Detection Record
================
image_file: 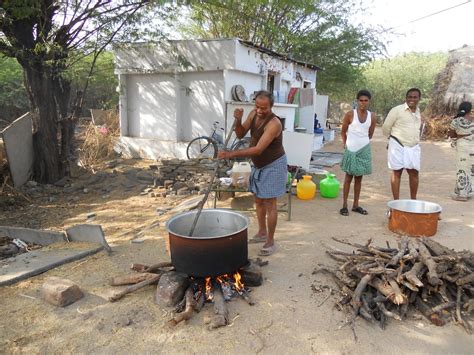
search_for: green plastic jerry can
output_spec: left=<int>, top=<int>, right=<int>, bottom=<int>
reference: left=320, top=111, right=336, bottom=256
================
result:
left=320, top=173, right=340, bottom=198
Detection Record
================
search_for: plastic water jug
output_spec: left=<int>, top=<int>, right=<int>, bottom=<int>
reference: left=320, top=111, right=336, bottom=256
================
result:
left=231, top=162, right=251, bottom=188
left=320, top=173, right=340, bottom=198
left=297, top=175, right=316, bottom=200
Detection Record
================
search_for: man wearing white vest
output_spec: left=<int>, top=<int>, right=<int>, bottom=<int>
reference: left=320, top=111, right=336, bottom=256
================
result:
left=383, top=88, right=423, bottom=200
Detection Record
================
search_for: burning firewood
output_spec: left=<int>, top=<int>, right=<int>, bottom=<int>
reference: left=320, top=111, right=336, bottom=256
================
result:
left=317, top=236, right=473, bottom=337
left=209, top=285, right=229, bottom=329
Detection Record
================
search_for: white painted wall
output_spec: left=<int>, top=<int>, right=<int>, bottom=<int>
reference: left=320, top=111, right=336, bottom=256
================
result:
left=115, top=40, right=236, bottom=74
left=126, top=74, right=177, bottom=140
left=224, top=70, right=263, bottom=102
left=179, top=71, right=225, bottom=141
left=315, top=95, right=329, bottom=128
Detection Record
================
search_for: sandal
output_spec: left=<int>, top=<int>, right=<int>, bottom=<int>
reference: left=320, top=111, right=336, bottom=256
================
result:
left=352, top=206, right=368, bottom=215
left=339, top=207, right=349, bottom=216
left=249, top=234, right=267, bottom=243
left=258, top=245, right=276, bottom=256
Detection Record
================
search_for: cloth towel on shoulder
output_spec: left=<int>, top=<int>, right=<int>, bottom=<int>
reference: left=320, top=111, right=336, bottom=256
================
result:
left=340, top=143, right=372, bottom=176
left=249, top=154, right=288, bottom=199
left=387, top=137, right=420, bottom=171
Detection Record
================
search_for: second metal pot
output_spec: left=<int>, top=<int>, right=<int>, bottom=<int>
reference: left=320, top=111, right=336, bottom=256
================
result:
left=387, top=199, right=442, bottom=237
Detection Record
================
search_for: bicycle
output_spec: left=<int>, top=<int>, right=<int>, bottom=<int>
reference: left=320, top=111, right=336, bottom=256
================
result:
left=186, top=121, right=251, bottom=160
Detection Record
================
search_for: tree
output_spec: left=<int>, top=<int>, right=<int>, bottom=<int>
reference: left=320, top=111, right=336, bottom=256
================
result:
left=0, top=55, right=29, bottom=126
left=361, top=52, right=448, bottom=116
left=0, top=1, right=169, bottom=183
left=182, top=0, right=386, bottom=100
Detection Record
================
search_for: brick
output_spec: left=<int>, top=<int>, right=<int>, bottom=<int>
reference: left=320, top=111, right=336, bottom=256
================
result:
left=41, top=277, right=84, bottom=307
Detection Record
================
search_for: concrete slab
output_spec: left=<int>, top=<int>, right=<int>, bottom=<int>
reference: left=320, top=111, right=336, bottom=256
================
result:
left=0, top=243, right=104, bottom=286
left=0, top=112, right=34, bottom=187
left=0, top=226, right=66, bottom=246
left=283, top=131, right=313, bottom=170
left=310, top=151, right=343, bottom=168
left=65, top=224, right=112, bottom=253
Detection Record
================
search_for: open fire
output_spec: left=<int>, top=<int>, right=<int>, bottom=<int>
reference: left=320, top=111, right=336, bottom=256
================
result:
left=169, top=270, right=256, bottom=329
left=107, top=258, right=266, bottom=329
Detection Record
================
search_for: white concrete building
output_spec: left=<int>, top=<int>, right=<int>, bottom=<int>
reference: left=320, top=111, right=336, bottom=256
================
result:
left=113, top=38, right=320, bottom=160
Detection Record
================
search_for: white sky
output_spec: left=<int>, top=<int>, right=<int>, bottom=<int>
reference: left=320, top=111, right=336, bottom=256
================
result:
left=364, top=0, right=473, bottom=56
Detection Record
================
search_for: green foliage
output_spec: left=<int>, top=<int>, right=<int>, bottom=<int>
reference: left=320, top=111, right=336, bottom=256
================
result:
left=361, top=52, right=448, bottom=116
left=181, top=0, right=386, bottom=99
left=0, top=56, right=28, bottom=124
left=66, top=51, right=118, bottom=113
left=0, top=52, right=118, bottom=120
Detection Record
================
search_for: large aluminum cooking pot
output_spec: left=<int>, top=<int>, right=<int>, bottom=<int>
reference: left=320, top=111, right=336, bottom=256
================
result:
left=387, top=199, right=442, bottom=237
left=166, top=209, right=249, bottom=277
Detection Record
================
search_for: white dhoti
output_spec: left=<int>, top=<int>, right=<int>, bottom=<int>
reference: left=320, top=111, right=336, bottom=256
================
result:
left=387, top=137, right=420, bottom=171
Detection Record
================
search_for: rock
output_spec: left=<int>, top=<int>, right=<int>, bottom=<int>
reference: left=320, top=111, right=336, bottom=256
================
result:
left=150, top=192, right=156, bottom=197
left=155, top=272, right=189, bottom=307
left=149, top=164, right=158, bottom=170
left=164, top=180, right=174, bottom=189
left=54, top=178, right=68, bottom=187
left=172, top=182, right=187, bottom=191
left=106, top=160, right=118, bottom=168
left=241, top=261, right=264, bottom=287
left=86, top=212, right=96, bottom=219
left=136, top=170, right=154, bottom=182
left=83, top=188, right=89, bottom=194
left=41, top=277, right=84, bottom=307
left=25, top=180, right=38, bottom=188
left=48, top=196, right=56, bottom=203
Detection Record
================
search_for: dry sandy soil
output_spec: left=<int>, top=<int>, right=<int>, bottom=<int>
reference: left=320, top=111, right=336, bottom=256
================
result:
left=0, top=127, right=473, bottom=354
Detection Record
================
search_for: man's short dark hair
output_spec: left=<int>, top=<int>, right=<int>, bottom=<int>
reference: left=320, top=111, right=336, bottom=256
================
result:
left=406, top=88, right=421, bottom=98
left=255, top=90, right=274, bottom=106
left=357, top=90, right=371, bottom=100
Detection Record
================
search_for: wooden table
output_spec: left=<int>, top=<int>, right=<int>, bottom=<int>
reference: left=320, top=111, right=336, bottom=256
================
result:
left=211, top=183, right=294, bottom=221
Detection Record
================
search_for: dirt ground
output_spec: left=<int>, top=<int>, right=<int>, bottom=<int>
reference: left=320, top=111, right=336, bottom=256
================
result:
left=0, top=127, right=473, bottom=354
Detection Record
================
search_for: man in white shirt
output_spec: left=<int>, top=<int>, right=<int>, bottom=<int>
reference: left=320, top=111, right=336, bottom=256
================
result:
left=382, top=88, right=422, bottom=200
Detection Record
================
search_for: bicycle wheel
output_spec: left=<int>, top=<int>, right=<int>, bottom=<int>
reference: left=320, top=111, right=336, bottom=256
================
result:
left=231, top=138, right=250, bottom=151
left=186, top=137, right=217, bottom=159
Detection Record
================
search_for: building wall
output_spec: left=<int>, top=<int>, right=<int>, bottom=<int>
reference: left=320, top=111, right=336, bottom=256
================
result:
left=114, top=40, right=236, bottom=74
left=126, top=74, right=177, bottom=140
left=224, top=70, right=263, bottom=102
left=179, top=71, right=225, bottom=141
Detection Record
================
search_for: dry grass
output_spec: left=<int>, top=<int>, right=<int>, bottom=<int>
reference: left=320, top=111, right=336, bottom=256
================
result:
left=78, top=109, right=119, bottom=171
left=424, top=116, right=451, bottom=141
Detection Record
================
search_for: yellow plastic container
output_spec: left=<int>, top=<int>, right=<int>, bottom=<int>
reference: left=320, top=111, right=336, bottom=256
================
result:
left=297, top=175, right=316, bottom=200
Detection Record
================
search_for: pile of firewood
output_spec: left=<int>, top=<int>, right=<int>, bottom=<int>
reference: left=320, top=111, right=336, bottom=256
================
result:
left=317, top=237, right=473, bottom=338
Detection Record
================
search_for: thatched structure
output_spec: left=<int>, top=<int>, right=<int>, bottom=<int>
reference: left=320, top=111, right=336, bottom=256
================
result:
left=427, top=45, right=474, bottom=116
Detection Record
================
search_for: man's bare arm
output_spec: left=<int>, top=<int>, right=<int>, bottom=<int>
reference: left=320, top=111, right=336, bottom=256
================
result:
left=234, top=108, right=254, bottom=139
left=369, top=113, right=377, bottom=139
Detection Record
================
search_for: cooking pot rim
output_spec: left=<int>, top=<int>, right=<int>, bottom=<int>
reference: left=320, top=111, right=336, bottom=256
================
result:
left=166, top=208, right=249, bottom=239
left=387, top=199, right=442, bottom=214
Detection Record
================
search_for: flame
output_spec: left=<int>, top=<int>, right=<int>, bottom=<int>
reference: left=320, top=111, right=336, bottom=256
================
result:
left=205, top=277, right=212, bottom=300
left=233, top=272, right=244, bottom=291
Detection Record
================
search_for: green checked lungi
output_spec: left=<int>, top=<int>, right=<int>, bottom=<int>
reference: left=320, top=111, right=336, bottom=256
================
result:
left=340, top=143, right=372, bottom=176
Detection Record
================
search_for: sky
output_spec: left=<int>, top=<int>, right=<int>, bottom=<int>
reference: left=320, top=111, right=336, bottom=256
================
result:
left=364, top=0, right=473, bottom=56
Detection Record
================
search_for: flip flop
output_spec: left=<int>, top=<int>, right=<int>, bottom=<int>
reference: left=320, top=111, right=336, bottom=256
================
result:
left=249, top=234, right=267, bottom=243
left=258, top=245, right=276, bottom=256
left=352, top=206, right=368, bottom=215
left=339, top=207, right=349, bottom=216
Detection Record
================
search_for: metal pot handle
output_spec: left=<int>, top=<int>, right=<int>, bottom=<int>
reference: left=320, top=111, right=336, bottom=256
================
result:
left=386, top=209, right=392, bottom=219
